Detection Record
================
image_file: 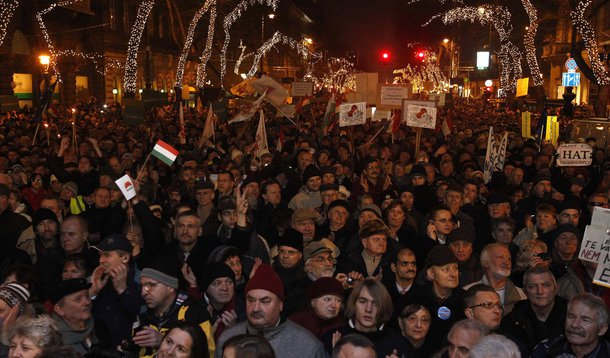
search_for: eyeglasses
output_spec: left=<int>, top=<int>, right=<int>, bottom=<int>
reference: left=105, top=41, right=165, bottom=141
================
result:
left=469, top=302, right=503, bottom=311
left=309, top=256, right=336, bottom=264
left=141, top=282, right=159, bottom=292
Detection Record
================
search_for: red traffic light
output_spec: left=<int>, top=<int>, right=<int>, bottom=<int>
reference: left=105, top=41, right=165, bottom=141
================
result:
left=416, top=51, right=426, bottom=60
left=380, top=51, right=390, bottom=62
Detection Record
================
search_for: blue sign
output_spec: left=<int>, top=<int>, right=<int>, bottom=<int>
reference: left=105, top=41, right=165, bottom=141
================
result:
left=562, top=72, right=581, bottom=87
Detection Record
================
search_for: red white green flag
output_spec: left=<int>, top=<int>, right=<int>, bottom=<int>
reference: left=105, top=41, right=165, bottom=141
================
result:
left=152, top=140, right=178, bottom=166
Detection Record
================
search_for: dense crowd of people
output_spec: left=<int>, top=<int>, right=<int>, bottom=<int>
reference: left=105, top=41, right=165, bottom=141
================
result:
left=0, top=93, right=607, bottom=358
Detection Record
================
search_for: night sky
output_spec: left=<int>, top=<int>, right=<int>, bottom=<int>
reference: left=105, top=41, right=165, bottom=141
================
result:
left=318, top=0, right=449, bottom=71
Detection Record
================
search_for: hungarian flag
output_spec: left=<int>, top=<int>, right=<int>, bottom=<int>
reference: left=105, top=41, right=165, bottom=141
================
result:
left=152, top=140, right=178, bottom=166
left=230, top=77, right=256, bottom=97
left=390, top=109, right=401, bottom=133
left=322, top=93, right=336, bottom=135
left=295, top=96, right=311, bottom=114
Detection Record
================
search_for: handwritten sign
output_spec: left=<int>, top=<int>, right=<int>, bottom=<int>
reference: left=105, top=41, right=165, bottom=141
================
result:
left=290, top=82, right=313, bottom=97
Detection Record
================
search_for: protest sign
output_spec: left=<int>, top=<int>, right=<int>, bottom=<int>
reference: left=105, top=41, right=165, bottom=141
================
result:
left=556, top=143, right=593, bottom=167
left=521, top=111, right=531, bottom=138
left=378, top=84, right=409, bottom=109
left=405, top=105, right=437, bottom=129
left=339, top=102, right=366, bottom=127
left=290, top=82, right=313, bottom=97
left=115, top=174, right=136, bottom=200
left=579, top=225, right=606, bottom=263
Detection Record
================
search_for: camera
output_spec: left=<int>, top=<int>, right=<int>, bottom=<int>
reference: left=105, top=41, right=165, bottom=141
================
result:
left=346, top=277, right=354, bottom=285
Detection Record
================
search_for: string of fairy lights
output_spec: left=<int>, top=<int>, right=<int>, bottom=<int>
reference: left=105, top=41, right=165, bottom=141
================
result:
left=521, top=0, right=542, bottom=86
left=244, top=31, right=321, bottom=78
left=425, top=5, right=522, bottom=96
left=234, top=40, right=253, bottom=74
left=220, top=0, right=279, bottom=85
left=174, top=0, right=216, bottom=89
left=55, top=50, right=123, bottom=76
left=36, top=0, right=88, bottom=81
left=195, top=3, right=218, bottom=89
left=570, top=0, right=610, bottom=85
left=123, top=0, right=155, bottom=93
left=0, top=0, right=19, bottom=48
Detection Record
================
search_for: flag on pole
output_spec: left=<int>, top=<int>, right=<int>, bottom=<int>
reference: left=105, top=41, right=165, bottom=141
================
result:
left=254, top=110, right=268, bottom=157
left=390, top=109, right=401, bottom=133
left=201, top=103, right=215, bottom=143
left=178, top=102, right=186, bottom=144
left=115, top=174, right=137, bottom=200
left=322, top=93, right=336, bottom=135
left=441, top=109, right=453, bottom=137
left=483, top=127, right=496, bottom=183
left=228, top=90, right=267, bottom=124
left=230, top=77, right=256, bottom=97
left=278, top=126, right=285, bottom=153
left=251, top=75, right=288, bottom=107
left=152, top=140, right=179, bottom=166
left=295, top=96, right=312, bottom=114
left=493, top=132, right=508, bottom=173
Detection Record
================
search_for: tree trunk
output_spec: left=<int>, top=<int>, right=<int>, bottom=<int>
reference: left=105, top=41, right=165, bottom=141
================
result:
left=535, top=85, right=546, bottom=112
left=595, top=84, right=609, bottom=117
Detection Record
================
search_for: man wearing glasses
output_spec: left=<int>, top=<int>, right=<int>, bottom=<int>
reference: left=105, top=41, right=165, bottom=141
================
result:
left=133, top=257, right=214, bottom=356
left=463, top=284, right=503, bottom=331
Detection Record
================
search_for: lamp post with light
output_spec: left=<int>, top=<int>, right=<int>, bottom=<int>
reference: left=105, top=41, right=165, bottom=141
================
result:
left=39, top=54, right=50, bottom=101
left=260, top=13, right=276, bottom=74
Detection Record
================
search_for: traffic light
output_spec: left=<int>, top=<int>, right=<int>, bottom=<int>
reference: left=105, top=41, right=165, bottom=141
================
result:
left=416, top=51, right=426, bottom=61
left=380, top=51, right=391, bottom=63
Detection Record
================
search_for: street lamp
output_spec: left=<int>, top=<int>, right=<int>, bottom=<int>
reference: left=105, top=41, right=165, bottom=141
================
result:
left=261, top=13, right=276, bottom=74
left=112, top=88, right=118, bottom=102
left=38, top=55, right=50, bottom=73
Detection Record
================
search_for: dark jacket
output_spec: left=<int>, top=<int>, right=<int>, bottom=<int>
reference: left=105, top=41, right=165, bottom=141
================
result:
left=531, top=334, right=610, bottom=358
left=91, top=265, right=143, bottom=347
left=288, top=308, right=345, bottom=339
left=321, top=321, right=404, bottom=358
left=500, top=296, right=568, bottom=356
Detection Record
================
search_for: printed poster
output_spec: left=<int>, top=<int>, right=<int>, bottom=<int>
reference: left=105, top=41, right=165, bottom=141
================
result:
left=339, top=102, right=366, bottom=127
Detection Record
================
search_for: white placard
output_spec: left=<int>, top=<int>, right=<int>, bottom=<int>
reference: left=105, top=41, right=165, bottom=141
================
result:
left=115, top=174, right=136, bottom=200
left=379, top=85, right=408, bottom=107
left=579, top=225, right=607, bottom=263
left=591, top=206, right=610, bottom=228
left=276, top=104, right=296, bottom=118
left=339, top=102, right=366, bottom=127
left=406, top=105, right=437, bottom=129
left=556, top=143, right=593, bottom=167
left=290, top=82, right=314, bottom=97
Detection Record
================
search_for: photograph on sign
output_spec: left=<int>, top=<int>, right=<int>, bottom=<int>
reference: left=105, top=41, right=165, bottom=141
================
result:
left=556, top=143, right=592, bottom=166
left=379, top=85, right=408, bottom=108
left=406, top=105, right=437, bottom=129
left=339, top=102, right=366, bottom=127
left=290, top=82, right=314, bottom=97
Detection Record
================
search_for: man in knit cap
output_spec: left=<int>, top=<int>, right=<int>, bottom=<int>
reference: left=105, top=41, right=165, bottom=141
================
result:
left=215, top=263, right=325, bottom=358
left=51, top=278, right=98, bottom=355
left=133, top=257, right=214, bottom=356
left=289, top=277, right=345, bottom=338
left=288, top=164, right=323, bottom=210
left=198, top=262, right=238, bottom=340
left=273, top=227, right=307, bottom=316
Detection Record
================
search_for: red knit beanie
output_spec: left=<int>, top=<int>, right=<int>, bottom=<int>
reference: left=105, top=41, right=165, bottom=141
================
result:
left=245, top=264, right=285, bottom=301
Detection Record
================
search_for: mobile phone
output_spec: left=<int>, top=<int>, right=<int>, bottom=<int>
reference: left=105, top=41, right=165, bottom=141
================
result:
left=346, top=277, right=354, bottom=285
